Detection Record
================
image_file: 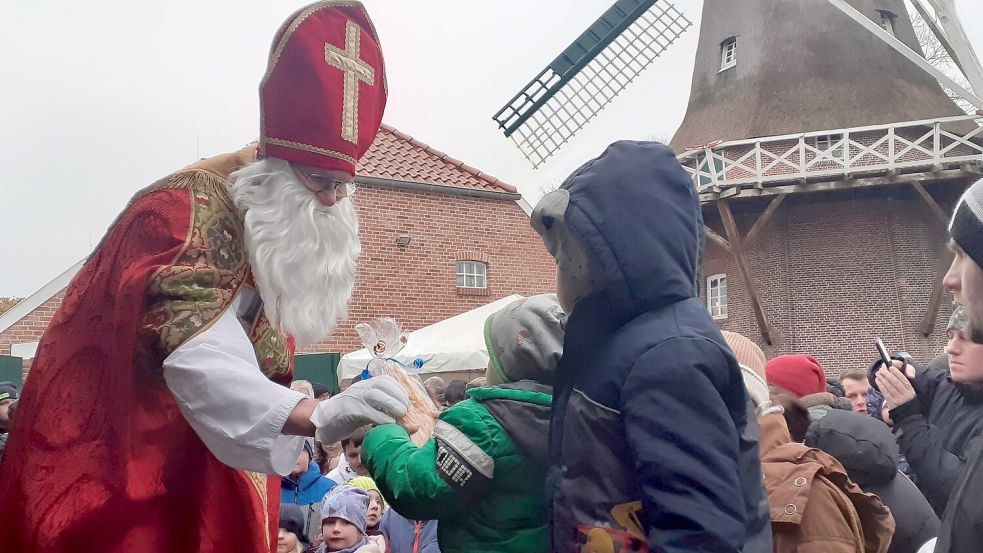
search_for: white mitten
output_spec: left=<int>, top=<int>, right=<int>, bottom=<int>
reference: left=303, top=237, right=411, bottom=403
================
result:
left=310, top=375, right=410, bottom=443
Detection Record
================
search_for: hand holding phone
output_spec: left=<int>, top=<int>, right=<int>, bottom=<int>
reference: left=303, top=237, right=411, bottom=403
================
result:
left=875, top=338, right=893, bottom=370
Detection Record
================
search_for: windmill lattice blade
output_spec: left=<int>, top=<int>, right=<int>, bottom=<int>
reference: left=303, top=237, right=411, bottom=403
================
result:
left=493, top=1, right=691, bottom=168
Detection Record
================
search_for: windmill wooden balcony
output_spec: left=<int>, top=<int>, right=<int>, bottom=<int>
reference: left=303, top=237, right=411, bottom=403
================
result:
left=677, top=113, right=983, bottom=200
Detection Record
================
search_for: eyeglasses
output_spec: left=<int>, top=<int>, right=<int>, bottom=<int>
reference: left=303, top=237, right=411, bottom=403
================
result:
left=294, top=168, right=356, bottom=198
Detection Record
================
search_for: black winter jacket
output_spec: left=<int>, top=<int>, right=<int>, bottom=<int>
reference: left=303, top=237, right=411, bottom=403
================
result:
left=935, top=437, right=983, bottom=553
left=806, top=410, right=939, bottom=553
left=540, top=141, right=771, bottom=553
left=869, top=355, right=983, bottom=516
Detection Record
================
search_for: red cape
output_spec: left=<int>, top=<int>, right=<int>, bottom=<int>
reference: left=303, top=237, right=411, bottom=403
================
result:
left=0, top=153, right=289, bottom=553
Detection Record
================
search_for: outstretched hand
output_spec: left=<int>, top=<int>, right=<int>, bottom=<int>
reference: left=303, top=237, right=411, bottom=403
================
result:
left=309, top=375, right=410, bottom=443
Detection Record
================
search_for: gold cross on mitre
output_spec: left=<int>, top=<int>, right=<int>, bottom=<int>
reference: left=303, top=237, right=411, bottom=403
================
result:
left=324, top=20, right=376, bottom=144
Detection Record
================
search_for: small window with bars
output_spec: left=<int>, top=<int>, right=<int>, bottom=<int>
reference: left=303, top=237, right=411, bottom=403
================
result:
left=456, top=261, right=487, bottom=289
left=812, top=133, right=845, bottom=160
left=707, top=274, right=728, bottom=319
left=720, top=38, right=737, bottom=71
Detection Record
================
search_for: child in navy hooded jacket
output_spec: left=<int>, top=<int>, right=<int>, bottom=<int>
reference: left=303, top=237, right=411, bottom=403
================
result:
left=530, top=140, right=771, bottom=553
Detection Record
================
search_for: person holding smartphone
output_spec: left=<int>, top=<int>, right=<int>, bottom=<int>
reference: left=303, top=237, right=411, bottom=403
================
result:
left=871, top=309, right=983, bottom=517
left=875, top=177, right=983, bottom=553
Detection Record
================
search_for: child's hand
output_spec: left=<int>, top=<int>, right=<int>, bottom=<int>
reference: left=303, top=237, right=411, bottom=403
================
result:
left=397, top=416, right=420, bottom=435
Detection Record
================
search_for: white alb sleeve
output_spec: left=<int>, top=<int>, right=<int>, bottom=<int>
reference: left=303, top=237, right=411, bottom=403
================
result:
left=163, top=300, right=305, bottom=476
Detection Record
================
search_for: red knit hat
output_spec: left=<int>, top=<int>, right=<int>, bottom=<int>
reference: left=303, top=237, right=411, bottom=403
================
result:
left=765, top=354, right=827, bottom=398
left=260, top=1, right=387, bottom=176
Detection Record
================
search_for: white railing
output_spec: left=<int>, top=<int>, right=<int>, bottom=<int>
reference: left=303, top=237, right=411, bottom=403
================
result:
left=678, top=114, right=983, bottom=192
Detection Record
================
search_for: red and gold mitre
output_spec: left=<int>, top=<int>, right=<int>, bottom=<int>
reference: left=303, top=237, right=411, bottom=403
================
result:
left=260, top=1, right=387, bottom=175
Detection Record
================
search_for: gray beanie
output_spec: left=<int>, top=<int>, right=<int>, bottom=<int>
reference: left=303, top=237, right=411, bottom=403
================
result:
left=484, top=294, right=566, bottom=385
left=949, top=178, right=983, bottom=269
left=321, top=486, right=369, bottom=533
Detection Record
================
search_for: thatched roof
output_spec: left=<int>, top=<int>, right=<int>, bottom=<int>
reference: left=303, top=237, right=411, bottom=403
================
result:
left=670, top=0, right=969, bottom=152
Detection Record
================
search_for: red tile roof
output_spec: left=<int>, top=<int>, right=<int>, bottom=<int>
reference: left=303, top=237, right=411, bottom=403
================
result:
left=357, top=124, right=517, bottom=193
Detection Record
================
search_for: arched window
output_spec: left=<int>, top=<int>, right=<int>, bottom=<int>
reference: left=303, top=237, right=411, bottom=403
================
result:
left=720, top=37, right=737, bottom=72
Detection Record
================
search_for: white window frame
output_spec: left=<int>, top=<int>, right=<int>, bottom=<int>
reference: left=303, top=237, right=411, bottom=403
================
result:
left=878, top=10, right=896, bottom=37
left=811, top=133, right=846, bottom=160
left=720, top=38, right=737, bottom=72
left=456, top=261, right=487, bottom=289
left=707, top=274, right=728, bottom=320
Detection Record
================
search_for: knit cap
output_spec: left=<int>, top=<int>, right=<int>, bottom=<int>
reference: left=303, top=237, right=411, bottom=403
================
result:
left=279, top=503, right=310, bottom=546
left=0, top=384, right=18, bottom=402
left=721, top=331, right=769, bottom=408
left=949, top=178, right=983, bottom=269
left=484, top=294, right=567, bottom=385
left=765, top=354, right=827, bottom=399
left=948, top=304, right=968, bottom=333
left=348, top=476, right=387, bottom=511
left=321, top=486, right=369, bottom=533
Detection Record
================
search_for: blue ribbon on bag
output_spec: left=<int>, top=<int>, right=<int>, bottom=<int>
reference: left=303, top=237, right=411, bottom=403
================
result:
left=361, top=357, right=422, bottom=380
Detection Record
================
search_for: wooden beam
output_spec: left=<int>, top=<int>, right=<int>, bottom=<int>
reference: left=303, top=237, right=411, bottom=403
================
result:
left=744, top=194, right=787, bottom=245
left=717, top=201, right=773, bottom=344
left=704, top=226, right=731, bottom=253
left=921, top=248, right=956, bottom=336
left=909, top=0, right=966, bottom=76
left=922, top=0, right=983, bottom=98
left=911, top=182, right=950, bottom=225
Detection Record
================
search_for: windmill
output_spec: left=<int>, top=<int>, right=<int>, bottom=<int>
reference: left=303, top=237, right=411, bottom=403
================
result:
left=493, top=0, right=982, bottom=169
left=491, top=0, right=693, bottom=168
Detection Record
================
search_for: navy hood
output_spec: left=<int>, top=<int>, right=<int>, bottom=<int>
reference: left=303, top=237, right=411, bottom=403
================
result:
left=532, top=141, right=703, bottom=322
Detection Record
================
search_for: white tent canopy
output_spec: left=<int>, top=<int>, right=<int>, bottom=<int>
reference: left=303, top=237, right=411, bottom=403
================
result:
left=338, top=295, right=521, bottom=379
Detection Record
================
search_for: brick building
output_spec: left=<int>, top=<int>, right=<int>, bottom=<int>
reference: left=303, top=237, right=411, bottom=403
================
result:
left=0, top=124, right=556, bottom=384
left=670, top=0, right=983, bottom=374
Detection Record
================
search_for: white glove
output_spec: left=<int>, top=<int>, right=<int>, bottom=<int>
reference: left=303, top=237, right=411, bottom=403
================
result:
left=309, top=375, right=410, bottom=443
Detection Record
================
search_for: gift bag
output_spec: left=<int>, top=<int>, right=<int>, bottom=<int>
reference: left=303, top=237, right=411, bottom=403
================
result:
left=355, top=318, right=439, bottom=445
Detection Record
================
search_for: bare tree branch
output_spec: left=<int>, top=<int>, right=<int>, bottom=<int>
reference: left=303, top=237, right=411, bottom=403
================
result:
left=906, top=2, right=976, bottom=114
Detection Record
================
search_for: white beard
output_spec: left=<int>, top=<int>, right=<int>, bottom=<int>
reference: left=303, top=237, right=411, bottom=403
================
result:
left=230, top=158, right=360, bottom=347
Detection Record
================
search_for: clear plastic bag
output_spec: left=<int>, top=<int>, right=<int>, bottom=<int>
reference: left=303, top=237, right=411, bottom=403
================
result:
left=355, top=318, right=439, bottom=445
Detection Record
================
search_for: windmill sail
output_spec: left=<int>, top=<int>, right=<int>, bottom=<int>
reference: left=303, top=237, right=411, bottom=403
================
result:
left=492, top=0, right=692, bottom=168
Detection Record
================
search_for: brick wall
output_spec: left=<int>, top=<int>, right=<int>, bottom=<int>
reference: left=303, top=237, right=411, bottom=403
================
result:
left=700, top=182, right=965, bottom=376
left=0, top=186, right=557, bottom=372
left=0, top=291, right=66, bottom=380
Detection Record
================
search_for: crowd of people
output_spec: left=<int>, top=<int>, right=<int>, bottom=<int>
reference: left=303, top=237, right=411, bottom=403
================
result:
left=267, top=147, right=983, bottom=553
left=0, top=1, right=981, bottom=552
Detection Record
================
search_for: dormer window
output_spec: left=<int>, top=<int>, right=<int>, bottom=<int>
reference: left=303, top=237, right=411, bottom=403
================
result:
left=878, top=10, right=896, bottom=37
left=720, top=37, right=737, bottom=72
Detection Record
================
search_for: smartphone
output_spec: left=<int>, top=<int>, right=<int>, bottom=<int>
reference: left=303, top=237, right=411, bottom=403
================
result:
left=875, top=338, right=893, bottom=370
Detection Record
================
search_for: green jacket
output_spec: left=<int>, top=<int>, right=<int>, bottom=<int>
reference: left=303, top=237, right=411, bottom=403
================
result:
left=362, top=381, right=552, bottom=553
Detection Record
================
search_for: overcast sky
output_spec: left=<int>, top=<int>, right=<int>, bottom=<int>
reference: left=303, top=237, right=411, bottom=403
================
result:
left=1, top=0, right=981, bottom=297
